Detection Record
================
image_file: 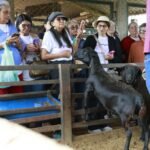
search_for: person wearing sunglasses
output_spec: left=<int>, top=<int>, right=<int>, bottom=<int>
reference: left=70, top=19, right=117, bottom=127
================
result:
left=67, top=19, right=85, bottom=50
left=41, top=11, right=73, bottom=97
left=15, top=14, right=45, bottom=92
left=41, top=11, right=72, bottom=63
left=0, top=1, right=23, bottom=94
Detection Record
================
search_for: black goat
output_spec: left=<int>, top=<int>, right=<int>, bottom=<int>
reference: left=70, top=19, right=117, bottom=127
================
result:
left=74, top=48, right=149, bottom=150
left=120, top=65, right=150, bottom=141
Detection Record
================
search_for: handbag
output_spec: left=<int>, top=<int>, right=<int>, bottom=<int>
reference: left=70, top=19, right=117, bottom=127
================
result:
left=29, top=57, right=49, bottom=78
left=0, top=43, right=19, bottom=88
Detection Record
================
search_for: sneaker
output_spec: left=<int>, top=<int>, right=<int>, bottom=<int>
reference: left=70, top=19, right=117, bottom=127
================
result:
left=103, top=126, right=112, bottom=132
left=104, top=114, right=109, bottom=119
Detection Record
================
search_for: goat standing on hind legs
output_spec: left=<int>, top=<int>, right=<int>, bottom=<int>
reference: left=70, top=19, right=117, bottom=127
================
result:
left=74, top=47, right=149, bottom=150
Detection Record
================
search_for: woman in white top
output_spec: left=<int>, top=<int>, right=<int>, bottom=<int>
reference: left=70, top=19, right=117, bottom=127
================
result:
left=41, top=11, right=73, bottom=63
left=41, top=11, right=73, bottom=97
left=16, top=14, right=45, bottom=92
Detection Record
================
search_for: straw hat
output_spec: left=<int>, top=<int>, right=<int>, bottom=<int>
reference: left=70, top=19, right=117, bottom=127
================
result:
left=93, top=16, right=110, bottom=28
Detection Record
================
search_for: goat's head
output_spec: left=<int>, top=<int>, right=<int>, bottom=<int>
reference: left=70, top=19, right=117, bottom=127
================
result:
left=74, top=47, right=99, bottom=65
left=119, top=65, right=142, bottom=85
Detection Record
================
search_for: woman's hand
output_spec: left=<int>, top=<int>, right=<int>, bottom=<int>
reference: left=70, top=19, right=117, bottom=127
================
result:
left=6, top=36, right=19, bottom=45
left=104, top=53, right=114, bottom=60
left=76, top=20, right=85, bottom=39
left=26, top=43, right=40, bottom=52
left=105, top=51, right=115, bottom=60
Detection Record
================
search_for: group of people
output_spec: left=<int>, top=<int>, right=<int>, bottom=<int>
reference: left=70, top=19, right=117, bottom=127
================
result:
left=121, top=22, right=146, bottom=63
left=0, top=0, right=149, bottom=95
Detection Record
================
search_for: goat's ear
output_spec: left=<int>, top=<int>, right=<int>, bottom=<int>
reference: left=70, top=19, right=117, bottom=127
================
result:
left=117, top=66, right=125, bottom=75
left=137, top=68, right=142, bottom=77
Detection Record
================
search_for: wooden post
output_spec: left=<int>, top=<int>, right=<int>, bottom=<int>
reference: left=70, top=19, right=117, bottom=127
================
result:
left=116, top=0, right=128, bottom=39
left=59, top=64, right=72, bottom=145
left=112, top=0, right=117, bottom=22
left=8, top=0, right=15, bottom=21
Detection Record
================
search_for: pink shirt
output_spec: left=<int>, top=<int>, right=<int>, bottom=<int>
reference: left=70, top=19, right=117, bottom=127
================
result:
left=144, top=0, right=150, bottom=53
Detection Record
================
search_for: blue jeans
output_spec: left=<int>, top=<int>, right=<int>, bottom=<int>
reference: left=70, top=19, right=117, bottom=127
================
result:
left=24, top=84, right=45, bottom=92
left=144, top=54, right=150, bottom=94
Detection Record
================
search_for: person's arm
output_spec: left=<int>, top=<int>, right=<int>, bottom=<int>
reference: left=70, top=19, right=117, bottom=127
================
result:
left=0, top=36, right=20, bottom=49
left=72, top=37, right=81, bottom=53
left=41, top=48, right=71, bottom=60
left=72, top=20, right=86, bottom=52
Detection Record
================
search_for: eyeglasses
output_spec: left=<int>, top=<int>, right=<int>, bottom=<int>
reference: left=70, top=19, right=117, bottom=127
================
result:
left=97, top=24, right=108, bottom=28
left=139, top=30, right=146, bottom=34
left=70, top=25, right=79, bottom=30
left=56, top=17, right=65, bottom=21
left=21, top=23, right=31, bottom=28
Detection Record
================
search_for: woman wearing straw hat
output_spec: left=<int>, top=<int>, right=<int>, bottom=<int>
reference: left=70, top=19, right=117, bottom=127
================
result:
left=83, top=16, right=122, bottom=66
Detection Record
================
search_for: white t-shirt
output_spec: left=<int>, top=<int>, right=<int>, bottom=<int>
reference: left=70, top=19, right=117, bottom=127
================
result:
left=41, top=30, right=73, bottom=61
left=20, top=34, right=40, bottom=81
left=94, top=36, right=109, bottom=64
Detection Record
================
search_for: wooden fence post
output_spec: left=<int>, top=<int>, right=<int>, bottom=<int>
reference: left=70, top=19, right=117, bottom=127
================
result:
left=8, top=0, right=15, bottom=21
left=59, top=64, right=72, bottom=145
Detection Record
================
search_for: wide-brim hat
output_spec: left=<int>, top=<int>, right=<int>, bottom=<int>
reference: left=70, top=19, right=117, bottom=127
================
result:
left=48, top=11, right=68, bottom=22
left=93, top=16, right=110, bottom=28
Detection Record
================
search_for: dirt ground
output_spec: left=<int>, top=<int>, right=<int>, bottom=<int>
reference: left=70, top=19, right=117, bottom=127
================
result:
left=71, top=127, right=149, bottom=150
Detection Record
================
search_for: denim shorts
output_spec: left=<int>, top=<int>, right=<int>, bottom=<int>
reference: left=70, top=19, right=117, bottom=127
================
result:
left=144, top=53, right=150, bottom=93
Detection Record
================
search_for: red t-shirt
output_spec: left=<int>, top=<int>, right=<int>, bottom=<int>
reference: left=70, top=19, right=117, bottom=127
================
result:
left=121, top=36, right=136, bottom=62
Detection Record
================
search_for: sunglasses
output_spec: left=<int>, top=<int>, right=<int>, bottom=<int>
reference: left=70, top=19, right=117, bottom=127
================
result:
left=56, top=17, right=66, bottom=21
left=139, top=30, right=146, bottom=34
left=70, top=25, right=79, bottom=30
left=21, top=23, right=31, bottom=28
